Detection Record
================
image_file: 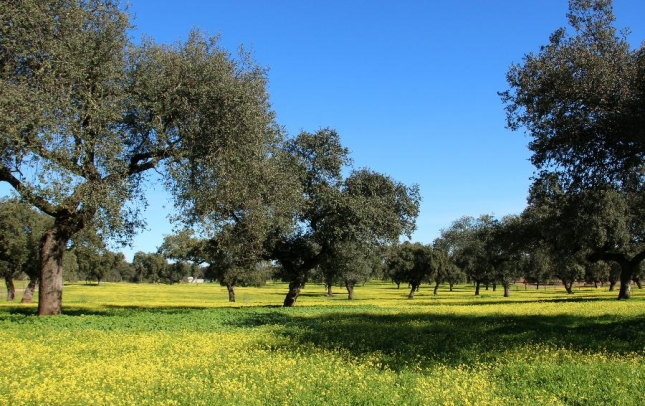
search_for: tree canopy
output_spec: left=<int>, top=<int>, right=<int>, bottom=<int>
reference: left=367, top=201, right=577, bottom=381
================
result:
left=1, top=0, right=279, bottom=314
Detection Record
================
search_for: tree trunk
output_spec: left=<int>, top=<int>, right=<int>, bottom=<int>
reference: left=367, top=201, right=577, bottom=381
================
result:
left=327, top=284, right=333, bottom=297
left=563, top=279, right=574, bottom=294
left=492, top=282, right=497, bottom=292
left=474, top=280, right=480, bottom=296
left=283, top=277, right=304, bottom=307
left=408, top=283, right=417, bottom=299
left=609, top=280, right=616, bottom=291
left=433, top=281, right=439, bottom=295
left=449, top=282, right=454, bottom=292
left=5, top=274, right=15, bottom=301
left=38, top=230, right=68, bottom=315
left=617, top=270, right=632, bottom=300
left=226, top=284, right=236, bottom=302
left=503, top=282, right=511, bottom=298
left=21, top=278, right=38, bottom=303
left=345, top=280, right=354, bottom=300
left=634, top=277, right=642, bottom=289
left=395, top=281, right=400, bottom=289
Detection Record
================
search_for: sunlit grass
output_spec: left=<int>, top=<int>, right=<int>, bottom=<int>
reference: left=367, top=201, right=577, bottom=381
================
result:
left=1, top=281, right=643, bottom=405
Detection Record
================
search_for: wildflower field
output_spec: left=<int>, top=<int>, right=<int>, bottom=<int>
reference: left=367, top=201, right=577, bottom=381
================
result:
left=1, top=281, right=644, bottom=405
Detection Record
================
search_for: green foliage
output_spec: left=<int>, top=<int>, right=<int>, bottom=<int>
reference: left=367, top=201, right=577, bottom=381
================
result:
left=502, top=0, right=645, bottom=299
left=501, top=0, right=643, bottom=191
left=1, top=0, right=279, bottom=314
left=268, top=129, right=420, bottom=305
left=0, top=198, right=51, bottom=300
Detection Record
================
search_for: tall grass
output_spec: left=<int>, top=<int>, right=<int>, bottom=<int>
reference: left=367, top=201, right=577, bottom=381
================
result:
left=1, top=281, right=643, bottom=405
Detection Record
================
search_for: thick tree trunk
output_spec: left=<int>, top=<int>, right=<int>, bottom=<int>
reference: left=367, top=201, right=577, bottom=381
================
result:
left=38, top=230, right=68, bottom=315
left=283, top=277, right=304, bottom=307
left=327, top=284, right=333, bottom=297
left=226, top=284, right=236, bottom=302
left=617, top=270, right=632, bottom=300
left=408, top=283, right=418, bottom=299
left=503, top=282, right=511, bottom=298
left=433, top=281, right=439, bottom=295
left=5, top=274, right=15, bottom=301
left=21, top=278, right=38, bottom=303
left=345, top=280, right=354, bottom=300
left=563, top=279, right=574, bottom=294
left=609, top=280, right=616, bottom=291
left=474, top=280, right=480, bottom=296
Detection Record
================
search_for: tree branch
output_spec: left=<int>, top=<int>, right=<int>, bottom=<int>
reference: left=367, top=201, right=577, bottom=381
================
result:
left=0, top=164, right=60, bottom=217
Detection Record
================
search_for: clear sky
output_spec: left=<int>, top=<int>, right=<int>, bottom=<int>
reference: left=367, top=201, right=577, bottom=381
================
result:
left=3, top=1, right=644, bottom=260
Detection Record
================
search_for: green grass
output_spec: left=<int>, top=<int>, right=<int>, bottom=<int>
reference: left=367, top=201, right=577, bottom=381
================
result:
left=1, top=281, right=644, bottom=405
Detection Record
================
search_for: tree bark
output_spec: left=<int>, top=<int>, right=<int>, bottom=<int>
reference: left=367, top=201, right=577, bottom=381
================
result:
left=21, top=278, right=38, bottom=303
left=5, top=274, right=15, bottom=301
left=618, top=271, right=632, bottom=300
left=283, top=277, right=304, bottom=307
left=38, top=229, right=68, bottom=315
left=408, top=283, right=417, bottom=299
left=563, top=279, right=574, bottom=294
left=327, top=284, right=333, bottom=297
left=503, top=282, right=511, bottom=298
left=449, top=282, right=454, bottom=292
left=633, top=277, right=642, bottom=289
left=474, top=280, right=480, bottom=296
left=345, top=280, right=354, bottom=300
left=433, top=281, right=440, bottom=295
left=492, top=282, right=497, bottom=292
left=226, top=284, right=236, bottom=302
left=609, top=280, right=616, bottom=291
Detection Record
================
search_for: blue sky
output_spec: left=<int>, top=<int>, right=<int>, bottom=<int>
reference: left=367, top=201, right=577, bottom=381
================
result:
left=3, top=1, right=644, bottom=260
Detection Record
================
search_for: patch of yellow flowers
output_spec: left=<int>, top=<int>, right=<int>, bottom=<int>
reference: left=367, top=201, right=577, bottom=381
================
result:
left=0, top=282, right=643, bottom=405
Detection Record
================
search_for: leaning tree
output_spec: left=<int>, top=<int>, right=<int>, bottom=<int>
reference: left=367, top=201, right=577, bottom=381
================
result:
left=500, top=0, right=645, bottom=299
left=1, top=1, right=279, bottom=314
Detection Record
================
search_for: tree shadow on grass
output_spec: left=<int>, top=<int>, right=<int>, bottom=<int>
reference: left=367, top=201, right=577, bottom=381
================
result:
left=227, top=309, right=645, bottom=370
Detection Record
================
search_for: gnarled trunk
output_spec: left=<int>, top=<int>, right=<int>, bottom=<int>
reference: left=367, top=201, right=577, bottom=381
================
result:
left=345, top=280, right=354, bottom=300
left=433, top=281, right=440, bottom=295
left=5, top=274, right=15, bottom=301
left=21, top=278, right=38, bottom=303
left=633, top=277, right=642, bottom=289
left=226, top=284, right=236, bottom=302
left=283, top=277, right=304, bottom=307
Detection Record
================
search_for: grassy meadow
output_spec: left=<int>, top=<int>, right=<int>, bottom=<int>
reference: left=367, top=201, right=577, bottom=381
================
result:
left=1, top=281, right=644, bottom=405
